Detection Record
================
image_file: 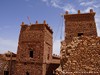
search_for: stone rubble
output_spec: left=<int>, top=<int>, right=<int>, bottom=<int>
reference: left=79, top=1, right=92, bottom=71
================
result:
left=56, top=36, right=100, bottom=75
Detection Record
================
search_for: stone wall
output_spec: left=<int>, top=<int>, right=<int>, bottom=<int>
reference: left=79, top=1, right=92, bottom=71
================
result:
left=16, top=22, right=53, bottom=75
left=64, top=9, right=97, bottom=44
left=56, top=36, right=100, bottom=75
left=0, top=54, right=16, bottom=75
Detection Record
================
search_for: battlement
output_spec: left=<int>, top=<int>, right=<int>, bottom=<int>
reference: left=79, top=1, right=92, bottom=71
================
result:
left=64, top=9, right=95, bottom=21
left=20, top=20, right=53, bottom=34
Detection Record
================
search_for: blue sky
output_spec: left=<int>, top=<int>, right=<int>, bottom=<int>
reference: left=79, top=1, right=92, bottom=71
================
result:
left=0, top=0, right=100, bottom=54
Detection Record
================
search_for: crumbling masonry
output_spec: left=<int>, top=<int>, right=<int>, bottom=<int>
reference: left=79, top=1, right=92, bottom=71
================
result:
left=56, top=9, right=100, bottom=75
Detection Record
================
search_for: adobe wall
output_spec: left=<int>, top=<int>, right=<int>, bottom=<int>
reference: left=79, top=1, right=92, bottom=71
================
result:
left=16, top=21, right=53, bottom=75
left=56, top=36, right=100, bottom=75
left=64, top=9, right=97, bottom=44
left=0, top=55, right=16, bottom=75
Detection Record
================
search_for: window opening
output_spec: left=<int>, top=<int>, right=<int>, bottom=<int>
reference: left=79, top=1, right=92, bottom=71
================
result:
left=26, top=72, right=29, bottom=75
left=30, top=50, right=33, bottom=58
left=78, top=33, right=83, bottom=37
left=4, top=71, right=9, bottom=75
left=47, top=54, right=49, bottom=60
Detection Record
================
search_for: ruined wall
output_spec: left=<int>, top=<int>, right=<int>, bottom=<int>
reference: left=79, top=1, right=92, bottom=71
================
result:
left=56, top=36, right=100, bottom=75
left=64, top=9, right=97, bottom=44
left=56, top=9, right=100, bottom=75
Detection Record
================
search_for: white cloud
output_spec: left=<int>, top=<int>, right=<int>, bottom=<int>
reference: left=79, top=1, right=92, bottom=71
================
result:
left=80, top=1, right=94, bottom=6
left=51, top=0, right=61, bottom=8
left=93, top=5, right=100, bottom=8
left=80, top=0, right=100, bottom=9
left=53, top=40, right=61, bottom=55
left=62, top=4, right=77, bottom=13
left=83, top=7, right=93, bottom=12
left=41, top=0, right=77, bottom=13
left=97, top=26, right=100, bottom=36
left=0, top=38, right=18, bottom=54
left=96, top=16, right=100, bottom=36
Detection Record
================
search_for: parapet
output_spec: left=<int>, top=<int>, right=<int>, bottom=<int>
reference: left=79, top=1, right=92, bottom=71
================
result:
left=20, top=20, right=53, bottom=34
left=64, top=9, right=95, bottom=21
left=65, top=9, right=95, bottom=15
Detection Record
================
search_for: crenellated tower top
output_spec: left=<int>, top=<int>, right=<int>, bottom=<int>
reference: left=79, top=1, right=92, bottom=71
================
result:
left=64, top=9, right=97, bottom=44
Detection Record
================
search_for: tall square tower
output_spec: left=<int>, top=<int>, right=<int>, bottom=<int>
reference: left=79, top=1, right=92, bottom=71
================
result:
left=15, top=21, right=53, bottom=75
left=64, top=9, right=97, bottom=44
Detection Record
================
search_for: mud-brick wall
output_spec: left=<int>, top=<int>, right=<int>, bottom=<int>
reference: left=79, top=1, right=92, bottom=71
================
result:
left=0, top=58, right=6, bottom=75
left=16, top=23, right=53, bottom=75
left=15, top=63, right=42, bottom=75
left=44, top=26, right=53, bottom=63
left=0, top=58, right=16, bottom=75
left=17, top=24, right=45, bottom=63
left=57, top=36, right=100, bottom=75
left=64, top=11, right=97, bottom=44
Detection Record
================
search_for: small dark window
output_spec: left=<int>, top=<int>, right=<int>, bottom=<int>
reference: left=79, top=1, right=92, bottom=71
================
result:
left=78, top=33, right=83, bottom=37
left=30, top=51, right=33, bottom=58
left=4, top=71, right=9, bottom=75
left=47, top=54, right=49, bottom=60
left=26, top=72, right=29, bottom=75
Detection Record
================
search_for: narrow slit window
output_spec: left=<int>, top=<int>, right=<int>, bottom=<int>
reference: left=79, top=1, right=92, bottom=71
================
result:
left=30, top=50, right=33, bottom=58
left=47, top=54, right=49, bottom=60
left=4, top=71, right=9, bottom=75
left=78, top=33, right=83, bottom=37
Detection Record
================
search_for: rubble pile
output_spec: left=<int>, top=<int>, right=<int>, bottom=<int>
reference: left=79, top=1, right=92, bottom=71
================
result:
left=56, top=36, right=100, bottom=75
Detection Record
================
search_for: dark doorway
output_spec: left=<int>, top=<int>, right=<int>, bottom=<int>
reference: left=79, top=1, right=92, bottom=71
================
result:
left=78, top=33, right=83, bottom=37
left=4, top=71, right=9, bottom=75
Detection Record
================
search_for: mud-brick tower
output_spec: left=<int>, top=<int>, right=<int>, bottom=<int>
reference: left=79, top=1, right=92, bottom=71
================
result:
left=64, top=9, right=97, bottom=44
left=15, top=21, right=53, bottom=75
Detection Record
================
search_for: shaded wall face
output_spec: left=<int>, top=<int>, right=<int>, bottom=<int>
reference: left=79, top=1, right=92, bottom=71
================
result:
left=0, top=59, right=16, bottom=75
left=15, top=63, right=42, bottom=75
left=64, top=13, right=97, bottom=44
left=16, top=25, right=45, bottom=75
left=0, top=59, right=6, bottom=75
left=44, top=27, right=53, bottom=63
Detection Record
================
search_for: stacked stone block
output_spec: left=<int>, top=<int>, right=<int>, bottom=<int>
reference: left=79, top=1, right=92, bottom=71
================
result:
left=56, top=36, right=100, bottom=75
left=56, top=9, right=100, bottom=75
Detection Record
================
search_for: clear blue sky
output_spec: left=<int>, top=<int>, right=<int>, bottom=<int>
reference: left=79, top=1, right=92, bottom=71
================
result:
left=0, top=0, right=100, bottom=54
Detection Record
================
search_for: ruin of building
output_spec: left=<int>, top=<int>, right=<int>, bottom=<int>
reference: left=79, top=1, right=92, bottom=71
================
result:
left=56, top=9, right=100, bottom=75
